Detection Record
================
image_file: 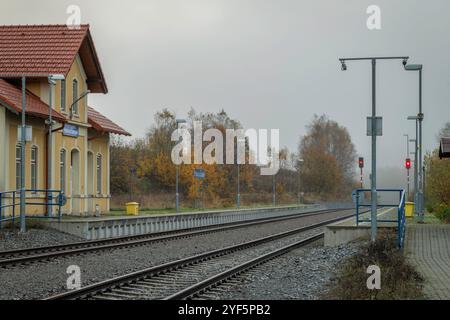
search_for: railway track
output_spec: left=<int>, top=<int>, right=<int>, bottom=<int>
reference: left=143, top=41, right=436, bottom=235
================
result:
left=44, top=212, right=356, bottom=300
left=0, top=207, right=351, bottom=268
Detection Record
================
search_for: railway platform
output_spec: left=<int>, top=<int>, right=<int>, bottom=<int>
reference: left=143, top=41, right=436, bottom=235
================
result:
left=405, top=223, right=450, bottom=300
left=324, top=207, right=398, bottom=246
left=35, top=204, right=322, bottom=240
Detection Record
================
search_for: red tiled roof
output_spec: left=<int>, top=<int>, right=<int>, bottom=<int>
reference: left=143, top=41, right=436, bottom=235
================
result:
left=0, top=24, right=107, bottom=93
left=0, top=79, right=66, bottom=122
left=88, top=106, right=131, bottom=136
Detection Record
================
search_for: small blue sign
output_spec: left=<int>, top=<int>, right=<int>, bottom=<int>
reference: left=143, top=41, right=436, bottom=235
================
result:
left=63, top=124, right=79, bottom=137
left=194, top=168, right=205, bottom=179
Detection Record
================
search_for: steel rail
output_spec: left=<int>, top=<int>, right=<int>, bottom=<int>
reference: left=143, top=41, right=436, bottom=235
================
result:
left=0, top=208, right=350, bottom=267
left=164, top=233, right=324, bottom=300
left=44, top=212, right=356, bottom=300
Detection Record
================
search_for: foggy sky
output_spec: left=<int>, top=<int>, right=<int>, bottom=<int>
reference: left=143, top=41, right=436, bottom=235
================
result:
left=1, top=0, right=449, bottom=187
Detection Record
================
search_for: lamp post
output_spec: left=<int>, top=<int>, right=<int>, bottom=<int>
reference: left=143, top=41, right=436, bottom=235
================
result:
left=175, top=119, right=186, bottom=212
left=404, top=64, right=424, bottom=223
left=47, top=75, right=65, bottom=217
left=19, top=76, right=26, bottom=232
left=339, top=56, right=409, bottom=242
left=297, top=158, right=304, bottom=204
left=272, top=174, right=276, bottom=207
left=409, top=146, right=417, bottom=202
left=237, top=163, right=241, bottom=209
left=69, top=90, right=90, bottom=120
left=407, top=116, right=419, bottom=216
left=236, top=138, right=246, bottom=209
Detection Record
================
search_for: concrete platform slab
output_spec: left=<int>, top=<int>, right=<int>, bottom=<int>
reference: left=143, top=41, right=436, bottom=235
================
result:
left=324, top=208, right=398, bottom=246
left=36, top=204, right=321, bottom=240
left=405, top=224, right=450, bottom=300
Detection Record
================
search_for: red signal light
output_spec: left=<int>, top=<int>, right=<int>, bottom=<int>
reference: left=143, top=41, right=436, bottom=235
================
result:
left=405, top=158, right=411, bottom=169
left=358, top=157, right=364, bottom=168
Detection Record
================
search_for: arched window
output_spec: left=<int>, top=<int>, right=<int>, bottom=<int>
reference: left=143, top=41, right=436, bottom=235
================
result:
left=60, top=79, right=66, bottom=112
left=60, top=149, right=66, bottom=193
left=30, top=146, right=38, bottom=191
left=72, top=79, right=78, bottom=115
left=15, top=144, right=22, bottom=189
left=96, top=154, right=102, bottom=194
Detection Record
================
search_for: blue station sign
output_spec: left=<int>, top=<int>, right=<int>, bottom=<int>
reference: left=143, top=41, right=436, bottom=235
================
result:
left=193, top=168, right=206, bottom=179
left=62, top=124, right=79, bottom=137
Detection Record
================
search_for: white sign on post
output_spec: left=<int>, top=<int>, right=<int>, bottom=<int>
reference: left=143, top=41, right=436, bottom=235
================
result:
left=366, top=116, right=382, bottom=136
left=17, top=125, right=32, bottom=142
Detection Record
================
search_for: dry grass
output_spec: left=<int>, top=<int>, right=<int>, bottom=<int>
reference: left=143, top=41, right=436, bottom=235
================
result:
left=323, top=231, right=424, bottom=300
left=111, top=192, right=301, bottom=211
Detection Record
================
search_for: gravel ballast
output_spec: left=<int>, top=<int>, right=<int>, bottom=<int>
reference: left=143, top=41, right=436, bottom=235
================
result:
left=203, top=241, right=362, bottom=300
left=0, top=228, right=84, bottom=251
left=0, top=209, right=353, bottom=300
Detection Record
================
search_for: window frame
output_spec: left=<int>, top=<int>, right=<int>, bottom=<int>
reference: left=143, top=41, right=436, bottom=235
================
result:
left=96, top=154, right=102, bottom=195
left=15, top=144, right=22, bottom=190
left=60, top=79, right=66, bottom=113
left=72, top=78, right=79, bottom=116
left=60, top=149, right=66, bottom=194
left=30, top=145, right=38, bottom=192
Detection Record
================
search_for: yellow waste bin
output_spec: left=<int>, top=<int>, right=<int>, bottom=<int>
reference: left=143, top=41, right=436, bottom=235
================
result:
left=125, top=202, right=139, bottom=216
left=405, top=202, right=414, bottom=217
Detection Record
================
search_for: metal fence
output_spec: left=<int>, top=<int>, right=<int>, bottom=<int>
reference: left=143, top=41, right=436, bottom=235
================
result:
left=355, top=188, right=406, bottom=248
left=0, top=189, right=64, bottom=228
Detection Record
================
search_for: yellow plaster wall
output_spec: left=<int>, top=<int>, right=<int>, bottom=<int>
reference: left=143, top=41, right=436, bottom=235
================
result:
left=1, top=57, right=112, bottom=216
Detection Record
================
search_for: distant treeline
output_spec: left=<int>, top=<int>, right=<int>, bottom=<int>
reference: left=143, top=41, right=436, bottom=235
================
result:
left=110, top=109, right=358, bottom=208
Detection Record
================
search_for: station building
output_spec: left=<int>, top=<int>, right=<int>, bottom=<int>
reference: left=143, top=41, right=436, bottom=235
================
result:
left=0, top=25, right=130, bottom=216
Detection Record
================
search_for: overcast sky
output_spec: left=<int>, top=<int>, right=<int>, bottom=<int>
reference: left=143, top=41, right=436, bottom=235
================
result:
left=1, top=0, right=449, bottom=184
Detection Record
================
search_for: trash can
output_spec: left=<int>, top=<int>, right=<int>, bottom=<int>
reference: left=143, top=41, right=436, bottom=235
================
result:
left=125, top=202, right=139, bottom=216
left=405, top=202, right=414, bottom=217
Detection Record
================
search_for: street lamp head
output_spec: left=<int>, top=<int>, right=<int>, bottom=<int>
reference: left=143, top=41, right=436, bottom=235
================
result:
left=49, top=74, right=65, bottom=81
left=404, top=64, right=422, bottom=71
left=402, top=58, right=408, bottom=66
left=340, top=60, right=347, bottom=71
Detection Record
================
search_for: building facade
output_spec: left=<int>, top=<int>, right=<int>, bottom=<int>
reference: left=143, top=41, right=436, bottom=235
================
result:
left=0, top=25, right=130, bottom=216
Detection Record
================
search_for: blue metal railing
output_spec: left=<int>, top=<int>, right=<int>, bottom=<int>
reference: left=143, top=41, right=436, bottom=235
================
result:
left=397, top=190, right=406, bottom=248
left=0, top=189, right=64, bottom=228
left=355, top=188, right=406, bottom=248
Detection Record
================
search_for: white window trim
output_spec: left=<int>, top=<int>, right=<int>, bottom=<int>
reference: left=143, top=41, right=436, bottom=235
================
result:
left=96, top=153, right=102, bottom=195
left=72, top=77, right=80, bottom=117
left=30, top=145, right=38, bottom=192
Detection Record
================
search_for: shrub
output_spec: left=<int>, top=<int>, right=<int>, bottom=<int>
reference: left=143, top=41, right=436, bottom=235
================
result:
left=324, top=231, right=424, bottom=300
left=434, top=204, right=450, bottom=223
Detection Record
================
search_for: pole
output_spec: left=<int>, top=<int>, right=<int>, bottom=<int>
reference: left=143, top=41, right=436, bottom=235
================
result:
left=272, top=174, right=276, bottom=206
left=407, top=169, right=410, bottom=200
left=20, top=77, right=26, bottom=233
left=298, top=165, right=301, bottom=204
left=370, top=59, right=377, bottom=242
left=423, top=165, right=426, bottom=210
left=176, top=165, right=179, bottom=212
left=360, top=167, right=363, bottom=189
left=405, top=134, right=410, bottom=200
left=47, top=78, right=53, bottom=217
left=237, top=164, right=240, bottom=208
left=418, top=69, right=424, bottom=222
left=414, top=122, right=418, bottom=214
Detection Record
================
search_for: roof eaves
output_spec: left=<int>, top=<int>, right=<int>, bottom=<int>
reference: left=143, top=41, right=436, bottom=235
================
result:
left=85, top=29, right=108, bottom=94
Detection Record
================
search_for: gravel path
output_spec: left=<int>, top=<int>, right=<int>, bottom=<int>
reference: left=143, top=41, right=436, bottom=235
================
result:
left=200, top=241, right=361, bottom=300
left=0, top=209, right=353, bottom=300
left=0, top=229, right=84, bottom=251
